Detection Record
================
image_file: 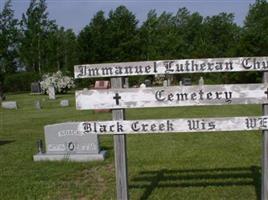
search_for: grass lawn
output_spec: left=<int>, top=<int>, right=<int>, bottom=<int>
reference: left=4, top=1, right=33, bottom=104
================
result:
left=0, top=92, right=263, bottom=200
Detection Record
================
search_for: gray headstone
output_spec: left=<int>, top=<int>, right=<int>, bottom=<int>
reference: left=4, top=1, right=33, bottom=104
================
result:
left=144, top=79, right=152, bottom=87
left=31, top=82, right=41, bottom=93
left=2, top=101, right=17, bottom=109
left=44, top=122, right=100, bottom=155
left=0, top=82, right=4, bottom=101
left=48, top=86, right=56, bottom=100
left=35, top=100, right=41, bottom=110
left=60, top=99, right=69, bottom=107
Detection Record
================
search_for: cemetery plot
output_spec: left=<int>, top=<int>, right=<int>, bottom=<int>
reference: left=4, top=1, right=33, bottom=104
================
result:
left=77, top=116, right=268, bottom=135
left=74, top=56, right=268, bottom=78
left=76, top=83, right=268, bottom=110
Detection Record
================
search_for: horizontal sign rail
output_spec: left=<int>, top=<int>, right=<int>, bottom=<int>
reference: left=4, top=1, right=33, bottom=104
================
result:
left=74, top=116, right=268, bottom=135
left=76, top=84, right=268, bottom=110
left=74, top=57, right=268, bottom=79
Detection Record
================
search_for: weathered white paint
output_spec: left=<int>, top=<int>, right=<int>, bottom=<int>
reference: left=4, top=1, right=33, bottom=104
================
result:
left=74, top=57, right=268, bottom=79
left=77, top=116, right=268, bottom=135
left=76, top=83, right=268, bottom=110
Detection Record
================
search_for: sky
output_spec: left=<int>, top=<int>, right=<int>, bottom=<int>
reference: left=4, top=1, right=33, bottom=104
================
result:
left=0, top=0, right=256, bottom=34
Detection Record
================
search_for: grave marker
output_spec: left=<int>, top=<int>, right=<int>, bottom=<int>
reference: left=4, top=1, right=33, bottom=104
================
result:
left=60, top=99, right=69, bottom=107
left=48, top=86, right=56, bottom=100
left=2, top=101, right=17, bottom=109
left=35, top=100, right=41, bottom=110
left=33, top=122, right=106, bottom=161
left=31, top=82, right=42, bottom=94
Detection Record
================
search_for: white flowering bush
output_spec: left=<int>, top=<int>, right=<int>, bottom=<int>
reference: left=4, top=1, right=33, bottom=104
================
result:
left=40, top=71, right=75, bottom=94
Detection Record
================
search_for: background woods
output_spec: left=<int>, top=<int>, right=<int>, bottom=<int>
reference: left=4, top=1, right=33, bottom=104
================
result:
left=0, top=0, right=268, bottom=92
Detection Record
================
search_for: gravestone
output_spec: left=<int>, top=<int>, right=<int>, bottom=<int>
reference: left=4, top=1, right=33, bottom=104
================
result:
left=33, top=122, right=106, bottom=161
left=2, top=101, right=17, bottom=109
left=94, top=80, right=110, bottom=112
left=48, top=86, right=56, bottom=100
left=140, top=83, right=146, bottom=88
left=199, top=77, right=204, bottom=85
left=35, top=100, right=41, bottom=110
left=163, top=80, right=168, bottom=87
left=144, top=79, right=152, bottom=87
left=31, top=82, right=41, bottom=94
left=94, top=80, right=110, bottom=89
left=0, top=82, right=5, bottom=101
left=60, top=99, right=69, bottom=107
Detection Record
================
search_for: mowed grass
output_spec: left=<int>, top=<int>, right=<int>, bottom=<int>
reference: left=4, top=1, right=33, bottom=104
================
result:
left=0, top=92, right=263, bottom=200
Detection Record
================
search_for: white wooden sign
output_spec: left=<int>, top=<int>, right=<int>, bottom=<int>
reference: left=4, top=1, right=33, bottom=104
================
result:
left=76, top=83, right=268, bottom=110
left=76, top=116, right=268, bottom=135
left=74, top=57, right=268, bottom=79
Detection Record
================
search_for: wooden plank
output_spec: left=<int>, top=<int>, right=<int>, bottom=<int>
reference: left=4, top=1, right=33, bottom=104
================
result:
left=76, top=83, right=268, bottom=110
left=262, top=72, right=268, bottom=200
left=77, top=116, right=268, bottom=135
left=111, top=77, right=129, bottom=200
left=74, top=57, right=268, bottom=79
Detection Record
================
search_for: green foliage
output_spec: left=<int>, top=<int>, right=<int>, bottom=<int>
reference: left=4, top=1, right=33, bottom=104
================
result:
left=0, top=0, right=20, bottom=74
left=1, top=0, right=268, bottom=86
left=4, top=72, right=40, bottom=92
left=241, top=0, right=268, bottom=56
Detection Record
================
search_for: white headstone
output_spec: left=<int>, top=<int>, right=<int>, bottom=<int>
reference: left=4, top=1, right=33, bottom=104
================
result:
left=2, top=101, right=17, bottom=109
left=163, top=80, right=168, bottom=87
left=140, top=83, right=146, bottom=88
left=60, top=99, right=69, bottom=107
left=35, top=100, right=41, bottom=110
left=199, top=77, right=204, bottom=85
left=48, top=86, right=56, bottom=100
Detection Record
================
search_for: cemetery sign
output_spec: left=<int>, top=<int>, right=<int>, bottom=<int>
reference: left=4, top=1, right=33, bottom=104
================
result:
left=78, top=116, right=268, bottom=135
left=76, top=83, right=268, bottom=109
left=74, top=57, right=268, bottom=78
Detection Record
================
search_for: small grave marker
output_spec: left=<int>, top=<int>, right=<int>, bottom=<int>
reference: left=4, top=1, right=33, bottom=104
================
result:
left=2, top=101, right=17, bottom=109
left=35, top=100, right=41, bottom=110
left=60, top=99, right=69, bottom=107
left=31, top=82, right=42, bottom=94
left=33, top=122, right=106, bottom=161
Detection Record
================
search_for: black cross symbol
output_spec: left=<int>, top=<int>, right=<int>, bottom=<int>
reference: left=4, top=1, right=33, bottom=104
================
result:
left=265, top=88, right=268, bottom=99
left=113, top=93, right=121, bottom=105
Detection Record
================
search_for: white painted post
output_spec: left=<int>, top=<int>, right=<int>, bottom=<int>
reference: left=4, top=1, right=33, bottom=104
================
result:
left=262, top=72, right=268, bottom=200
left=111, top=77, right=129, bottom=200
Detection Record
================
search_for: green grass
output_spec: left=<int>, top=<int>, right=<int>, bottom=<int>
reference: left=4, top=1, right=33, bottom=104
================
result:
left=0, top=92, right=263, bottom=200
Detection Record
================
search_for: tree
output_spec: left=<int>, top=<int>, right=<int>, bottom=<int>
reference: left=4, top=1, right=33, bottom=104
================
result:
left=20, top=0, right=56, bottom=74
left=77, top=11, right=109, bottom=64
left=107, top=6, right=140, bottom=62
left=240, top=0, right=268, bottom=56
left=0, top=0, right=20, bottom=74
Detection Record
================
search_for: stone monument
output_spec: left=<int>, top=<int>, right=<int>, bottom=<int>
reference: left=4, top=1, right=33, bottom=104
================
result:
left=33, top=122, right=106, bottom=161
left=48, top=86, right=56, bottom=100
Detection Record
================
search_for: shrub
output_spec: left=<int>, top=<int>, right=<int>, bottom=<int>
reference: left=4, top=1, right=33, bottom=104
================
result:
left=40, top=71, right=75, bottom=94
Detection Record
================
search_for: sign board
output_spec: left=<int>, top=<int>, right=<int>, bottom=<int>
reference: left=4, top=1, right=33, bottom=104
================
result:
left=74, top=57, right=268, bottom=79
left=44, top=122, right=100, bottom=154
left=76, top=83, right=268, bottom=110
left=76, top=116, right=268, bottom=135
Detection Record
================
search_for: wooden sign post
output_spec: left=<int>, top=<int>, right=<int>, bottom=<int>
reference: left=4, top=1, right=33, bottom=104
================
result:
left=74, top=56, right=268, bottom=200
left=263, top=72, right=268, bottom=200
left=111, top=77, right=129, bottom=200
